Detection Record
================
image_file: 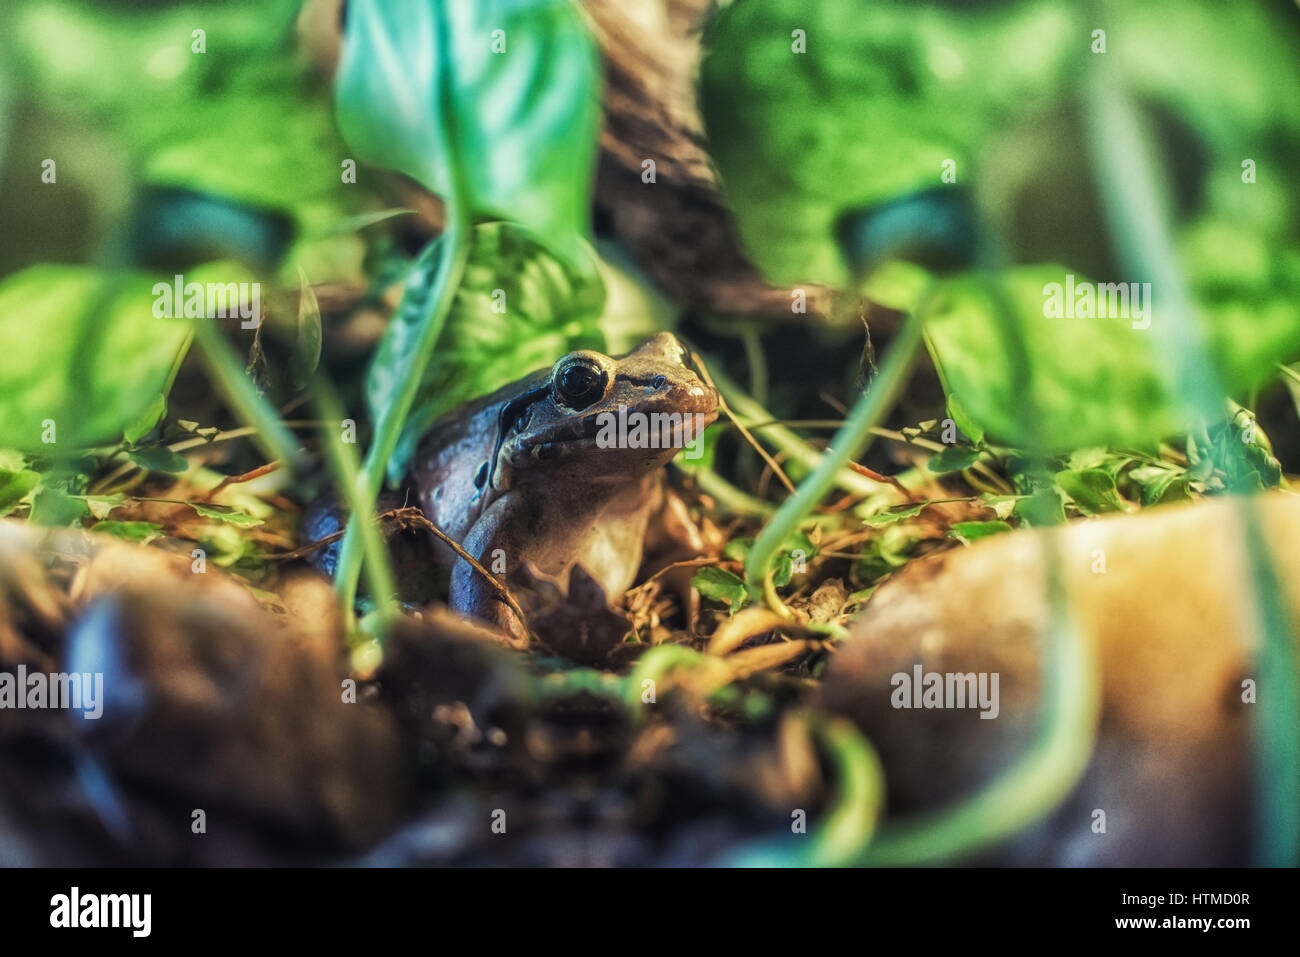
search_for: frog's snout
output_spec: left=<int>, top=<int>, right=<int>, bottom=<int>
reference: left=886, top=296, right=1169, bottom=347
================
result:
left=656, top=370, right=718, bottom=418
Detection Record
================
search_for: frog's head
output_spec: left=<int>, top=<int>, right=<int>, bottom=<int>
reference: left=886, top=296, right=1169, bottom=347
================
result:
left=490, top=332, right=718, bottom=488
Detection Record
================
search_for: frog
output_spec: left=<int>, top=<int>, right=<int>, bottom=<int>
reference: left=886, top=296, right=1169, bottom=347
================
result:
left=401, top=331, right=718, bottom=652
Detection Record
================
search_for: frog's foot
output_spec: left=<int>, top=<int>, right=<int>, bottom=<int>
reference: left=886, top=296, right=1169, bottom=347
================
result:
left=448, top=562, right=530, bottom=648
left=529, top=565, right=631, bottom=665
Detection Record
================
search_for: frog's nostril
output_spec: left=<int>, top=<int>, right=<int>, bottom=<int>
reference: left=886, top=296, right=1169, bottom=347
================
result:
left=651, top=374, right=667, bottom=391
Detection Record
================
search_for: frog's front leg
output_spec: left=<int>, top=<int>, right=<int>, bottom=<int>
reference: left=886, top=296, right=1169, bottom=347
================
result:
left=449, top=504, right=530, bottom=646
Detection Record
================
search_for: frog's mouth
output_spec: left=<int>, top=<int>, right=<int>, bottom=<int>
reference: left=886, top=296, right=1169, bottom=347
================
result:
left=516, top=412, right=608, bottom=462
left=515, top=404, right=719, bottom=464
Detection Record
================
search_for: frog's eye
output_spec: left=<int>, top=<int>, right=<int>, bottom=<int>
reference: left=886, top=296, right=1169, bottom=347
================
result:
left=552, top=357, right=607, bottom=411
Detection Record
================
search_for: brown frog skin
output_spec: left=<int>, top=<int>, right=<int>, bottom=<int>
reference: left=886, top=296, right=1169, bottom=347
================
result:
left=413, top=332, right=718, bottom=646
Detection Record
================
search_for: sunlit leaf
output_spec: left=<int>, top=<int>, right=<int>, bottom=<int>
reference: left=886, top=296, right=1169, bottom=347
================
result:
left=29, top=486, right=90, bottom=527
left=924, top=267, right=1300, bottom=451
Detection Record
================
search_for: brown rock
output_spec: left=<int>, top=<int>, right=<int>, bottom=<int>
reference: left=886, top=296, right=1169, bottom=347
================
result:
left=821, top=494, right=1300, bottom=865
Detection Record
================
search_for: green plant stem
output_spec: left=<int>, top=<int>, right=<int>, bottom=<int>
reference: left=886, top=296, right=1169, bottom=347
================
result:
left=189, top=319, right=303, bottom=469
left=724, top=714, right=885, bottom=867
left=807, top=718, right=886, bottom=866
left=740, top=325, right=769, bottom=406
left=688, top=465, right=775, bottom=517
left=313, top=381, right=399, bottom=641
left=743, top=300, right=928, bottom=596
left=333, top=221, right=471, bottom=614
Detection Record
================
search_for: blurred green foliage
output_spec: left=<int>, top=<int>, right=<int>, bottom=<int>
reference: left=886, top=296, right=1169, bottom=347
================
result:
left=702, top=0, right=1300, bottom=451
left=4, top=0, right=364, bottom=281
left=0, top=265, right=190, bottom=450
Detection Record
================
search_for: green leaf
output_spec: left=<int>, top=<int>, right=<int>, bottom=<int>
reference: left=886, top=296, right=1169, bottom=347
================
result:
left=129, top=447, right=189, bottom=474
left=1127, top=464, right=1190, bottom=506
left=785, top=532, right=818, bottom=560
left=699, top=0, right=1077, bottom=285
left=376, top=223, right=605, bottom=482
left=691, top=566, right=750, bottom=613
left=980, top=494, right=1021, bottom=520
left=853, top=525, right=917, bottom=583
left=1066, top=448, right=1112, bottom=472
left=335, top=0, right=601, bottom=267
left=772, top=553, right=795, bottom=588
left=736, top=530, right=818, bottom=587
left=10, top=0, right=365, bottom=282
left=191, top=504, right=263, bottom=527
left=700, top=0, right=1300, bottom=453
left=80, top=494, right=126, bottom=520
left=123, top=393, right=167, bottom=445
left=947, top=520, right=1012, bottom=545
left=723, top=537, right=755, bottom=563
left=1191, top=409, right=1286, bottom=493
left=1013, top=486, right=1066, bottom=527
left=927, top=445, right=980, bottom=474
left=29, top=487, right=90, bottom=527
left=863, top=504, right=923, bottom=527
left=0, top=468, right=39, bottom=516
left=0, top=266, right=191, bottom=452
left=93, top=521, right=164, bottom=543
left=1055, top=468, right=1127, bottom=515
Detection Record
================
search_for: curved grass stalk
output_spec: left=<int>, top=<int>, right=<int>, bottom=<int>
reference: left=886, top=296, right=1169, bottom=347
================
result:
left=723, top=714, right=885, bottom=867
